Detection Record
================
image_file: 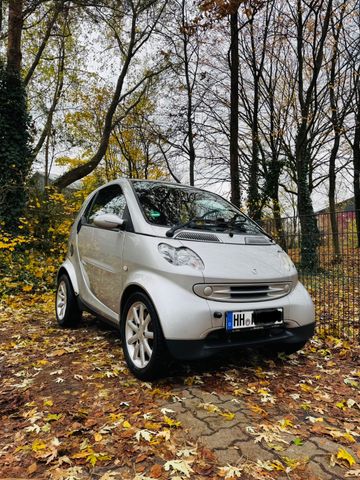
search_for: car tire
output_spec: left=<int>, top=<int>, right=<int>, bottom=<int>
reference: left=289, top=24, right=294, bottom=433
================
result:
left=55, top=274, right=82, bottom=327
left=121, top=292, right=168, bottom=380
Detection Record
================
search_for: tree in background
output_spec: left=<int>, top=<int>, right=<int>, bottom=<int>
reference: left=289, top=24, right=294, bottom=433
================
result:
left=285, top=0, right=333, bottom=270
left=53, top=0, right=169, bottom=190
left=0, top=0, right=32, bottom=231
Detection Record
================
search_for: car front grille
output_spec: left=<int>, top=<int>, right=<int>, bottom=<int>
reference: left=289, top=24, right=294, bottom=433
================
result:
left=175, top=231, right=221, bottom=242
left=193, top=282, right=292, bottom=302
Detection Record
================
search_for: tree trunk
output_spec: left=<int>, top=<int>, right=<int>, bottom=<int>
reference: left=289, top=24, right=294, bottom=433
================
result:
left=353, top=90, right=360, bottom=248
left=54, top=12, right=138, bottom=190
left=293, top=0, right=332, bottom=271
left=248, top=84, right=260, bottom=220
left=53, top=1, right=167, bottom=190
left=247, top=16, right=263, bottom=221
left=327, top=3, right=346, bottom=262
left=24, top=2, right=62, bottom=86
left=229, top=10, right=240, bottom=207
left=7, top=0, right=23, bottom=74
left=0, top=0, right=3, bottom=35
left=182, top=0, right=196, bottom=186
left=272, top=197, right=287, bottom=250
left=328, top=133, right=341, bottom=261
left=33, top=32, right=65, bottom=159
left=296, top=133, right=320, bottom=271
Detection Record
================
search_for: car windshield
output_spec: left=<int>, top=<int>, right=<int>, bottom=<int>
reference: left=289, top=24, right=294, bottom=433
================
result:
left=132, top=181, right=262, bottom=235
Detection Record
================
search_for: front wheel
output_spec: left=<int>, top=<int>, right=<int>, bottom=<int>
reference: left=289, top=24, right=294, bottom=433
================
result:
left=55, top=274, right=82, bottom=327
left=121, top=292, right=168, bottom=380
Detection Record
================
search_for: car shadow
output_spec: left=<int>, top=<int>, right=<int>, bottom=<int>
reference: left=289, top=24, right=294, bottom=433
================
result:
left=78, top=313, right=288, bottom=384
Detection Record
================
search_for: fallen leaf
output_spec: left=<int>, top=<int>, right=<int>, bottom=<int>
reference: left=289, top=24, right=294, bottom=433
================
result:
left=345, top=469, right=360, bottom=478
left=164, top=459, right=193, bottom=477
left=337, top=447, right=356, bottom=467
left=149, top=464, right=163, bottom=478
left=27, top=462, right=37, bottom=474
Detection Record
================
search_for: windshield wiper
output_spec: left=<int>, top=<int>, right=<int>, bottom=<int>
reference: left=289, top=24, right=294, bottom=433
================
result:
left=224, top=213, right=273, bottom=241
left=165, top=209, right=227, bottom=238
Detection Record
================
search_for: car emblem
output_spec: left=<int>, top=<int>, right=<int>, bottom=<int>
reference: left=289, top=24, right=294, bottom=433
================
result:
left=252, top=268, right=258, bottom=275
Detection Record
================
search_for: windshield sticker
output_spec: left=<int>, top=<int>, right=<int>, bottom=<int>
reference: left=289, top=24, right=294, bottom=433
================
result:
left=149, top=210, right=161, bottom=218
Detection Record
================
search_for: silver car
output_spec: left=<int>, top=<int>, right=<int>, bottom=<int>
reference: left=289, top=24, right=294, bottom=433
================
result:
left=56, top=179, right=315, bottom=379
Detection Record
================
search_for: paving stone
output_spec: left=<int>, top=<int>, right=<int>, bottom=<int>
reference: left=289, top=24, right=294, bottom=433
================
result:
left=311, top=436, right=348, bottom=454
left=306, top=457, right=341, bottom=480
left=176, top=411, right=214, bottom=437
left=282, top=439, right=318, bottom=459
left=212, top=446, right=242, bottom=465
left=193, top=390, right=223, bottom=404
left=162, top=385, right=359, bottom=480
left=198, top=428, right=242, bottom=450
left=231, top=439, right=274, bottom=461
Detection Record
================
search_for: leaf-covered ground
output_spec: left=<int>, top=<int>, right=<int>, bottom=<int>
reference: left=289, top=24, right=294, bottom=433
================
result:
left=0, top=294, right=359, bottom=480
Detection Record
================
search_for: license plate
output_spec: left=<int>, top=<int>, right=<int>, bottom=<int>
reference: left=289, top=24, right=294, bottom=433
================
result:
left=226, top=310, right=255, bottom=331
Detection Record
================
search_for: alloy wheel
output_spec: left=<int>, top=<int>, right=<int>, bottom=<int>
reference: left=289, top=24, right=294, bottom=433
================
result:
left=56, top=280, right=67, bottom=321
left=125, top=301, right=154, bottom=368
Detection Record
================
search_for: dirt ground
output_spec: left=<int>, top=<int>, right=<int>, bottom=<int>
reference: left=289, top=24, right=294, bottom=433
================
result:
left=0, top=294, right=359, bottom=480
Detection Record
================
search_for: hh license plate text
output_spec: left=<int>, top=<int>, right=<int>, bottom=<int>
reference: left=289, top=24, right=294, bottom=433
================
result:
left=226, top=310, right=254, bottom=331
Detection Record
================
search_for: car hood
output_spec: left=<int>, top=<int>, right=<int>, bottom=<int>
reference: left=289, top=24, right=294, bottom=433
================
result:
left=177, top=240, right=297, bottom=284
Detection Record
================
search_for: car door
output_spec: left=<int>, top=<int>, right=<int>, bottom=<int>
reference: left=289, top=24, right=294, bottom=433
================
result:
left=77, top=184, right=127, bottom=314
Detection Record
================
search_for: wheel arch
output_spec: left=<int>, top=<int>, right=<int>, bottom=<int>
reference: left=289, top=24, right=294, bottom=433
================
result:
left=120, top=284, right=164, bottom=333
left=57, top=259, right=79, bottom=296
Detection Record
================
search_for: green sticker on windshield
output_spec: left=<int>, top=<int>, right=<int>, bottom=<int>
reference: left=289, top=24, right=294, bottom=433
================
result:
left=149, top=210, right=161, bottom=218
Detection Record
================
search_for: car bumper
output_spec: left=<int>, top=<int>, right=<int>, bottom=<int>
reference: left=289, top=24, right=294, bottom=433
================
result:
left=166, top=322, right=316, bottom=360
left=140, top=274, right=314, bottom=338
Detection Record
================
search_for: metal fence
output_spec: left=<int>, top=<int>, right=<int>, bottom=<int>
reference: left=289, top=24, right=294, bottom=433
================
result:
left=262, top=210, right=360, bottom=342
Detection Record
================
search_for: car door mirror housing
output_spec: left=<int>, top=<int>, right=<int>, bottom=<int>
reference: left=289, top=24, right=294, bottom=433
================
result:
left=93, top=213, right=126, bottom=230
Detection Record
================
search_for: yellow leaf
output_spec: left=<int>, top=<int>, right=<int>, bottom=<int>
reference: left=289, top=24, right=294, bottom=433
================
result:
left=220, top=411, right=235, bottom=421
left=300, top=383, right=313, bottom=393
left=342, top=432, right=356, bottom=443
left=50, top=349, right=67, bottom=357
left=22, top=285, right=33, bottom=292
left=270, top=460, right=286, bottom=471
left=337, top=447, right=356, bottom=467
left=94, top=432, right=103, bottom=442
left=233, top=388, right=246, bottom=396
left=278, top=418, right=294, bottom=429
left=248, top=403, right=268, bottom=416
left=145, top=421, right=161, bottom=430
left=45, top=413, right=62, bottom=422
left=109, top=413, right=123, bottom=422
left=336, top=401, right=347, bottom=411
left=43, top=399, right=53, bottom=407
left=163, top=415, right=181, bottom=428
left=123, top=420, right=131, bottom=428
left=32, top=439, right=47, bottom=452
left=72, top=451, right=90, bottom=459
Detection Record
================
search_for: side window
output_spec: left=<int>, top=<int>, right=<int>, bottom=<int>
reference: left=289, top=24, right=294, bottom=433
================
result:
left=87, top=185, right=127, bottom=225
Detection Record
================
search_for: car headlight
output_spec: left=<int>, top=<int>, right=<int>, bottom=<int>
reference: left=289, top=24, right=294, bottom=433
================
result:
left=158, top=243, right=204, bottom=271
left=278, top=250, right=295, bottom=272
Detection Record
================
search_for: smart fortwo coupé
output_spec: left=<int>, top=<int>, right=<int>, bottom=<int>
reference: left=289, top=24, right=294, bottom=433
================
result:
left=56, top=179, right=315, bottom=379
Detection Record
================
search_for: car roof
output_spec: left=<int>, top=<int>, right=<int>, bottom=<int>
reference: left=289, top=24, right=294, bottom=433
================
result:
left=128, top=178, right=216, bottom=195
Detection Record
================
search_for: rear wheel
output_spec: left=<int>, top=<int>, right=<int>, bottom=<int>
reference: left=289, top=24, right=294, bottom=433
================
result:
left=55, top=274, right=82, bottom=327
left=121, top=292, right=168, bottom=380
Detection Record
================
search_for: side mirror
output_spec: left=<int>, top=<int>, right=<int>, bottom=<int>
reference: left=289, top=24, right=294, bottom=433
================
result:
left=93, top=213, right=126, bottom=230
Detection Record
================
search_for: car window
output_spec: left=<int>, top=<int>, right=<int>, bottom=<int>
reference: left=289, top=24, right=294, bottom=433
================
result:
left=87, top=185, right=127, bottom=225
left=132, top=181, right=262, bottom=235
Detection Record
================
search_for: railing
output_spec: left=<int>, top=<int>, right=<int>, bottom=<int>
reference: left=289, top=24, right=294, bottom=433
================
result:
left=261, top=210, right=360, bottom=342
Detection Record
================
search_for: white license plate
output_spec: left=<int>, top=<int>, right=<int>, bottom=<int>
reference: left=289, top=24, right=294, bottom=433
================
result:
left=226, top=310, right=255, bottom=331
